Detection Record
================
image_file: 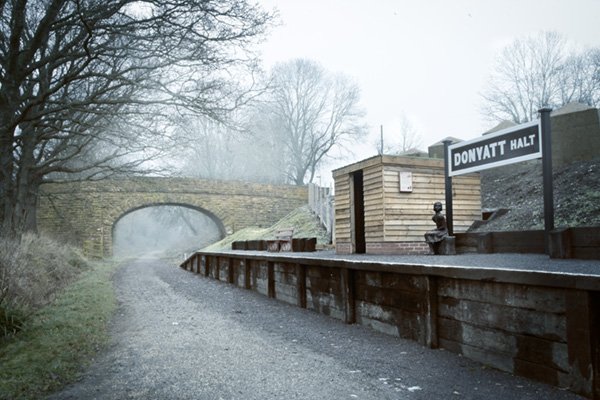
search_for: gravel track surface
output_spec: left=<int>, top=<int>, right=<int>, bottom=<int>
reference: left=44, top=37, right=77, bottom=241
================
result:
left=48, top=258, right=585, bottom=400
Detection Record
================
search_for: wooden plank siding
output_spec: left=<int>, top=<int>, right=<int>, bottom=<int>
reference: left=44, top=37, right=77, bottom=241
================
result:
left=334, top=155, right=481, bottom=252
left=334, top=174, right=352, bottom=243
left=363, top=164, right=385, bottom=242
left=382, top=166, right=480, bottom=241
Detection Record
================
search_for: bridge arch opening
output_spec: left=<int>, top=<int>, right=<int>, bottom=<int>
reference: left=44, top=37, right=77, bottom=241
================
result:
left=112, top=203, right=226, bottom=258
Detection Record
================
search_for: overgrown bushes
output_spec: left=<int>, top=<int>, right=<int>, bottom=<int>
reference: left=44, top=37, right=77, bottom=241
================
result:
left=0, top=234, right=89, bottom=338
left=0, top=259, right=117, bottom=399
left=0, top=235, right=116, bottom=399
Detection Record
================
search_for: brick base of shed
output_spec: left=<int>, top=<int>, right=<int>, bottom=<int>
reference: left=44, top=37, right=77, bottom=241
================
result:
left=336, top=241, right=431, bottom=255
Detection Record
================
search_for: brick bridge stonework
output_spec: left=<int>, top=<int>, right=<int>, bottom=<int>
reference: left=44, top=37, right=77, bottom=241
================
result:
left=37, top=177, right=308, bottom=257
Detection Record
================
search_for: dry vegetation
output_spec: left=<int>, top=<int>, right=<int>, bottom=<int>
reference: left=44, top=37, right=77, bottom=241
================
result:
left=0, top=235, right=116, bottom=399
left=0, top=235, right=89, bottom=337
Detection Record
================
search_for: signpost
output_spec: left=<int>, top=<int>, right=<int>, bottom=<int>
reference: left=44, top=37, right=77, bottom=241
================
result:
left=445, top=109, right=554, bottom=253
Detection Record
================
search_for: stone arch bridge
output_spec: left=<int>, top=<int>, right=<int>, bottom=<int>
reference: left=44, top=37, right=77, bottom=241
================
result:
left=38, top=177, right=307, bottom=257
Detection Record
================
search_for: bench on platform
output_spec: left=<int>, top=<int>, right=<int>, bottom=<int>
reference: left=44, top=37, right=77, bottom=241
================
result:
left=429, top=235, right=456, bottom=255
left=266, top=228, right=294, bottom=252
left=231, top=232, right=317, bottom=253
left=292, top=237, right=317, bottom=252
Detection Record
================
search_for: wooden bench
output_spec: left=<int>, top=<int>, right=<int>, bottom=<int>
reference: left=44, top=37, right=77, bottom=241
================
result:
left=266, top=228, right=294, bottom=252
left=429, top=235, right=456, bottom=255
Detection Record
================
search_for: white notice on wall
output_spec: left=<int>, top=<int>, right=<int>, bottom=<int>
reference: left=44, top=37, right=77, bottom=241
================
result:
left=399, top=171, right=413, bottom=192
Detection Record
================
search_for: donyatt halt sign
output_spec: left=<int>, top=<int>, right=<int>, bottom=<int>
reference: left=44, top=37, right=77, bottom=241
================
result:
left=448, top=120, right=541, bottom=176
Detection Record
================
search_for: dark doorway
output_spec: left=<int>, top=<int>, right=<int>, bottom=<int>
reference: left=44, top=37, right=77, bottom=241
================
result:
left=352, top=170, right=366, bottom=254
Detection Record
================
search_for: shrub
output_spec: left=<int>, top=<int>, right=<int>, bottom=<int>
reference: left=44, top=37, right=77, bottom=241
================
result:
left=0, top=237, right=25, bottom=337
left=0, top=234, right=89, bottom=339
left=0, top=302, right=27, bottom=337
left=0, top=260, right=117, bottom=399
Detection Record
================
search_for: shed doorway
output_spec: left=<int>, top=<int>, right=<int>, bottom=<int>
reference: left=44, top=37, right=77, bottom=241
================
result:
left=351, top=170, right=366, bottom=253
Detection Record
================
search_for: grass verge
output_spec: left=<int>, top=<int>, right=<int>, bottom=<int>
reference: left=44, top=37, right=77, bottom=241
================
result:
left=0, top=260, right=117, bottom=400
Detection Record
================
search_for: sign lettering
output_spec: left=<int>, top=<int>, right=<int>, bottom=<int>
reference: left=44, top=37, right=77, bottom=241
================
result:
left=448, top=120, right=542, bottom=176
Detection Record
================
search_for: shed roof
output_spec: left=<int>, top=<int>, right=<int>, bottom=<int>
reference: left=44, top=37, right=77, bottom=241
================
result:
left=332, top=154, right=443, bottom=177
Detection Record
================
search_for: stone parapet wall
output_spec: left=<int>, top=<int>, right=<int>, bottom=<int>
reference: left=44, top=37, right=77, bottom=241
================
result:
left=38, top=178, right=307, bottom=257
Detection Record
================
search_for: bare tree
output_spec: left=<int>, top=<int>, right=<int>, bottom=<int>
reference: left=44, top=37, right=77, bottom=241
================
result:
left=172, top=110, right=288, bottom=184
left=259, top=59, right=367, bottom=185
left=375, top=115, right=423, bottom=155
left=0, top=0, right=272, bottom=236
left=481, top=31, right=600, bottom=124
left=397, top=116, right=423, bottom=154
left=173, top=116, right=237, bottom=180
left=481, top=31, right=566, bottom=123
left=558, top=48, right=600, bottom=106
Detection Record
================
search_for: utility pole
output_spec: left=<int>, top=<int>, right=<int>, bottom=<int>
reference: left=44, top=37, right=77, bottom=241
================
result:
left=379, top=125, right=384, bottom=155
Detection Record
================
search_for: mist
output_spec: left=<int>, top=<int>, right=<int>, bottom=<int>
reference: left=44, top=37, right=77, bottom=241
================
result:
left=113, top=205, right=222, bottom=258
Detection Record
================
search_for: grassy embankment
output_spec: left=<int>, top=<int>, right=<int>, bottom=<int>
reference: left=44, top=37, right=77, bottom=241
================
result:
left=0, top=235, right=117, bottom=400
left=202, top=205, right=331, bottom=252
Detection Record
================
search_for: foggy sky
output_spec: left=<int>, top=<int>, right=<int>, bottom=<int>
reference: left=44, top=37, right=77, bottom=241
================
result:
left=113, top=206, right=221, bottom=258
left=257, top=0, right=600, bottom=177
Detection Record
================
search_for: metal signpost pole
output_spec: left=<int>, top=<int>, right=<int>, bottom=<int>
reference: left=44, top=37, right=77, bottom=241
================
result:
left=539, top=107, right=554, bottom=254
left=443, top=139, right=454, bottom=236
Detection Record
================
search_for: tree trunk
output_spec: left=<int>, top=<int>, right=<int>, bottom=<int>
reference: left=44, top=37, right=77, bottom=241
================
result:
left=21, top=182, right=39, bottom=234
left=1, top=124, right=41, bottom=237
left=0, top=73, right=21, bottom=237
left=15, top=129, right=41, bottom=234
left=0, top=126, right=16, bottom=236
left=15, top=171, right=40, bottom=234
left=293, top=163, right=308, bottom=185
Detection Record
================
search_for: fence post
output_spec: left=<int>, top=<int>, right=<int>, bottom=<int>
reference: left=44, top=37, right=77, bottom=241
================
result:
left=244, top=258, right=251, bottom=289
left=296, top=263, right=306, bottom=308
left=425, top=276, right=439, bottom=348
left=228, top=257, right=234, bottom=284
left=340, top=268, right=356, bottom=324
left=268, top=261, right=275, bottom=298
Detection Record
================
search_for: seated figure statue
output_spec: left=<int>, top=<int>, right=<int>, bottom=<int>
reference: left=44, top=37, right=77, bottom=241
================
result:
left=424, top=201, right=448, bottom=254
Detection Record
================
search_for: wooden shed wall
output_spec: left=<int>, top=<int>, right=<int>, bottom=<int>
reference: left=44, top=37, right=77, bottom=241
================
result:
left=382, top=164, right=481, bottom=242
left=363, top=163, right=385, bottom=242
left=334, top=173, right=351, bottom=245
left=333, top=155, right=481, bottom=254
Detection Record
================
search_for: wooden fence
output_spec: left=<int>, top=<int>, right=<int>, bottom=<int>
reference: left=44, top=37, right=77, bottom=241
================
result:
left=308, top=183, right=334, bottom=243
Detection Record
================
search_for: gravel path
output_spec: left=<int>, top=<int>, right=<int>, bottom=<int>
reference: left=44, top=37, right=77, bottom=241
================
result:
left=48, top=258, right=585, bottom=399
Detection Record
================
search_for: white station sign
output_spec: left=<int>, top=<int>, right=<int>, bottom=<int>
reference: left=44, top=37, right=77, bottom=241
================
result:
left=447, top=120, right=542, bottom=176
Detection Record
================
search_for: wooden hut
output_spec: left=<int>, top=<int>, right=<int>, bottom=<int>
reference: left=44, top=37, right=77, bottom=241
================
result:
left=332, top=155, right=481, bottom=255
